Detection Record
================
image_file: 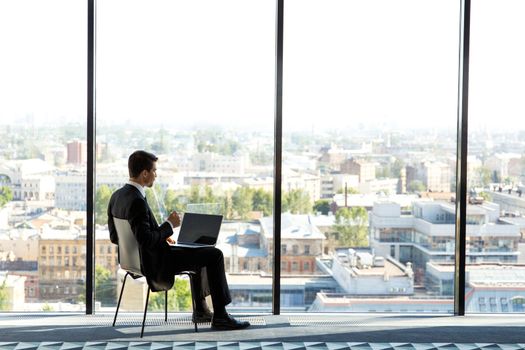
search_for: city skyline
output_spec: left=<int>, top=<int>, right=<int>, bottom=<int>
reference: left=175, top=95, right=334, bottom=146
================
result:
left=2, top=0, right=525, bottom=314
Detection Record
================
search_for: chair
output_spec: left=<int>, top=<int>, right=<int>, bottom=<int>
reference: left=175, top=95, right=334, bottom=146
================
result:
left=111, top=218, right=198, bottom=337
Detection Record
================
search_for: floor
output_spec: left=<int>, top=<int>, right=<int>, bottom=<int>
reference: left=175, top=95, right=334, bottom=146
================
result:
left=0, top=313, right=524, bottom=349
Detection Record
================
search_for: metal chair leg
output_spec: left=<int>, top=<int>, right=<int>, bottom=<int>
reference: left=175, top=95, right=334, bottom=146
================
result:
left=140, top=287, right=150, bottom=338
left=188, top=274, right=198, bottom=332
left=112, top=272, right=129, bottom=327
left=165, top=290, right=168, bottom=322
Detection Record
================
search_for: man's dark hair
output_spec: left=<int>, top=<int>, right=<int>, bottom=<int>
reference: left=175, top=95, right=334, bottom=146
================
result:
left=128, top=150, right=158, bottom=178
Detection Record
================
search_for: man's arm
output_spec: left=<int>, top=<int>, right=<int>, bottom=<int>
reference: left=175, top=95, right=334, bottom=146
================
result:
left=107, top=195, right=118, bottom=245
left=129, top=198, right=172, bottom=249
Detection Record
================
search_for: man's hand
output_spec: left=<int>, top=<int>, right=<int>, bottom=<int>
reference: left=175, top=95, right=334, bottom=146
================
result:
left=166, top=236, right=176, bottom=245
left=167, top=211, right=181, bottom=228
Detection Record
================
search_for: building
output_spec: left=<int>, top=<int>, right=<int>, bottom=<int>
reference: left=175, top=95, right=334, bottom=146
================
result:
left=227, top=273, right=339, bottom=311
left=217, top=222, right=268, bottom=274
left=0, top=272, right=26, bottom=311
left=358, top=178, right=399, bottom=195
left=318, top=145, right=348, bottom=172
left=55, top=168, right=182, bottom=211
left=259, top=214, right=326, bottom=275
left=370, top=200, right=521, bottom=284
left=38, top=229, right=118, bottom=303
left=490, top=190, right=525, bottom=216
left=330, top=248, right=414, bottom=295
left=427, top=262, right=525, bottom=313
left=66, top=140, right=86, bottom=165
left=282, top=169, right=321, bottom=204
left=485, top=153, right=522, bottom=182
left=340, top=158, right=376, bottom=183
left=0, top=159, right=55, bottom=201
left=309, top=292, right=452, bottom=313
left=0, top=233, right=39, bottom=302
left=320, top=173, right=359, bottom=198
left=332, top=193, right=418, bottom=212
left=406, top=162, right=451, bottom=193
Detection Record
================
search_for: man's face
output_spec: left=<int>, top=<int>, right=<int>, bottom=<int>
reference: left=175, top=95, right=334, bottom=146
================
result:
left=143, top=162, right=157, bottom=187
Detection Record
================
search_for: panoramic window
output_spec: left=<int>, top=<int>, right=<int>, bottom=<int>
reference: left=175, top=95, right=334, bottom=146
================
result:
left=0, top=0, right=86, bottom=311
left=3, top=0, right=523, bottom=316
left=95, top=0, right=275, bottom=312
left=466, top=0, right=525, bottom=313
left=282, top=0, right=460, bottom=313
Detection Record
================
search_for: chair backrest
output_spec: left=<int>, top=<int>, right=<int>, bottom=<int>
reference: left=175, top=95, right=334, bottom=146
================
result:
left=113, top=218, right=143, bottom=276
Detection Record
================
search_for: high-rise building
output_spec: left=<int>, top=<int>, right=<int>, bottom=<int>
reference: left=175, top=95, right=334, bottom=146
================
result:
left=66, top=140, right=86, bottom=165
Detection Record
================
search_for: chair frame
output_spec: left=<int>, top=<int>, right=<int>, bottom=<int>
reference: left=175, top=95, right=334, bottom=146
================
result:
left=112, top=270, right=199, bottom=337
left=111, top=217, right=200, bottom=337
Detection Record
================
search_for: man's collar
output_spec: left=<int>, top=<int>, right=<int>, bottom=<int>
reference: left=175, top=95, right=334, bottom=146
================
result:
left=127, top=180, right=146, bottom=198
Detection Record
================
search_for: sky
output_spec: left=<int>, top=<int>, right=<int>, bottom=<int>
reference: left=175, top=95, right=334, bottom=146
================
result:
left=0, top=0, right=524, bottom=132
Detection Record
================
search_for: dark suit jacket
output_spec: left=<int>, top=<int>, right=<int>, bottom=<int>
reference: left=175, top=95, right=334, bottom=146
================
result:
left=108, top=184, right=174, bottom=291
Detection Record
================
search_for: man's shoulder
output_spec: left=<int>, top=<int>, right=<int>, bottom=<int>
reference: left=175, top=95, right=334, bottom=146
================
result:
left=110, top=185, right=143, bottom=207
left=109, top=185, right=145, bottom=218
left=112, top=184, right=141, bottom=198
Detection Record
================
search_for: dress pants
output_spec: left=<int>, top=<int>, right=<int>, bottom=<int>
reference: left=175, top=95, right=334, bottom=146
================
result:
left=166, top=246, right=232, bottom=308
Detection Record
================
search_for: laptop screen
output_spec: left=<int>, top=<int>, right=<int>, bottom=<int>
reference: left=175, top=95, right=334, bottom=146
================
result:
left=177, top=213, right=223, bottom=245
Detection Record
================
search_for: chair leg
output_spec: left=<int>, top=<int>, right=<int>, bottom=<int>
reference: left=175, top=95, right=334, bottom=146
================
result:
left=188, top=274, right=198, bottom=332
left=165, top=290, right=168, bottom=322
left=112, top=272, right=129, bottom=327
left=140, top=287, right=150, bottom=338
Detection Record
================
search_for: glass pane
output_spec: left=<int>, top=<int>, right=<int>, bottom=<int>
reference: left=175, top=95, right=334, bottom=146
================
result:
left=466, top=0, right=525, bottom=313
left=95, top=0, right=275, bottom=313
left=0, top=0, right=86, bottom=311
left=283, top=0, right=459, bottom=313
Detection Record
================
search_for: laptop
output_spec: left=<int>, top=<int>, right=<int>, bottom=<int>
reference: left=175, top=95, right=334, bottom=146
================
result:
left=169, top=212, right=223, bottom=248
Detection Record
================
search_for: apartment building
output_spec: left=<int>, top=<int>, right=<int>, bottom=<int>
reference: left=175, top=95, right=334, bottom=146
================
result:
left=369, top=200, right=521, bottom=283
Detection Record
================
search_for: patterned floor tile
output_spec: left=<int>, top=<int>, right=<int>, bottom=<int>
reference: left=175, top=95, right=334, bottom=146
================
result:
left=0, top=342, right=524, bottom=350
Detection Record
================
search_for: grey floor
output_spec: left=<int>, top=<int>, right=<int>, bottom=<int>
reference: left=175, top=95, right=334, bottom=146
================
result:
left=0, top=313, right=524, bottom=344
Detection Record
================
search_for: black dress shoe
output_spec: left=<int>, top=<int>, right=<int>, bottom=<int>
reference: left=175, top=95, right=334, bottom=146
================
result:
left=192, top=309, right=213, bottom=323
left=211, top=314, right=251, bottom=330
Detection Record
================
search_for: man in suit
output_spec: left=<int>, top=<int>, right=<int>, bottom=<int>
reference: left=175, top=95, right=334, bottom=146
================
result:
left=108, top=150, right=250, bottom=330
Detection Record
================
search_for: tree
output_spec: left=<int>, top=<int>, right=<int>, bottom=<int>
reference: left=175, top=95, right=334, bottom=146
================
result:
left=252, top=189, right=272, bottom=216
left=333, top=207, right=369, bottom=247
left=283, top=189, right=311, bottom=214
left=164, top=189, right=187, bottom=214
left=313, top=199, right=331, bottom=215
left=0, top=186, right=13, bottom=208
left=95, top=265, right=116, bottom=306
left=203, top=186, right=217, bottom=204
left=232, top=187, right=253, bottom=219
left=337, top=187, right=359, bottom=195
left=189, top=185, right=201, bottom=204
left=475, top=166, right=492, bottom=188
left=478, top=191, right=492, bottom=201
left=504, top=176, right=514, bottom=185
left=148, top=278, right=192, bottom=311
left=408, top=180, right=426, bottom=193
left=42, top=303, right=54, bottom=312
left=391, top=158, right=405, bottom=178
left=376, top=165, right=391, bottom=178
left=0, top=276, right=8, bottom=311
left=95, top=185, right=113, bottom=225
left=222, top=192, right=234, bottom=220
